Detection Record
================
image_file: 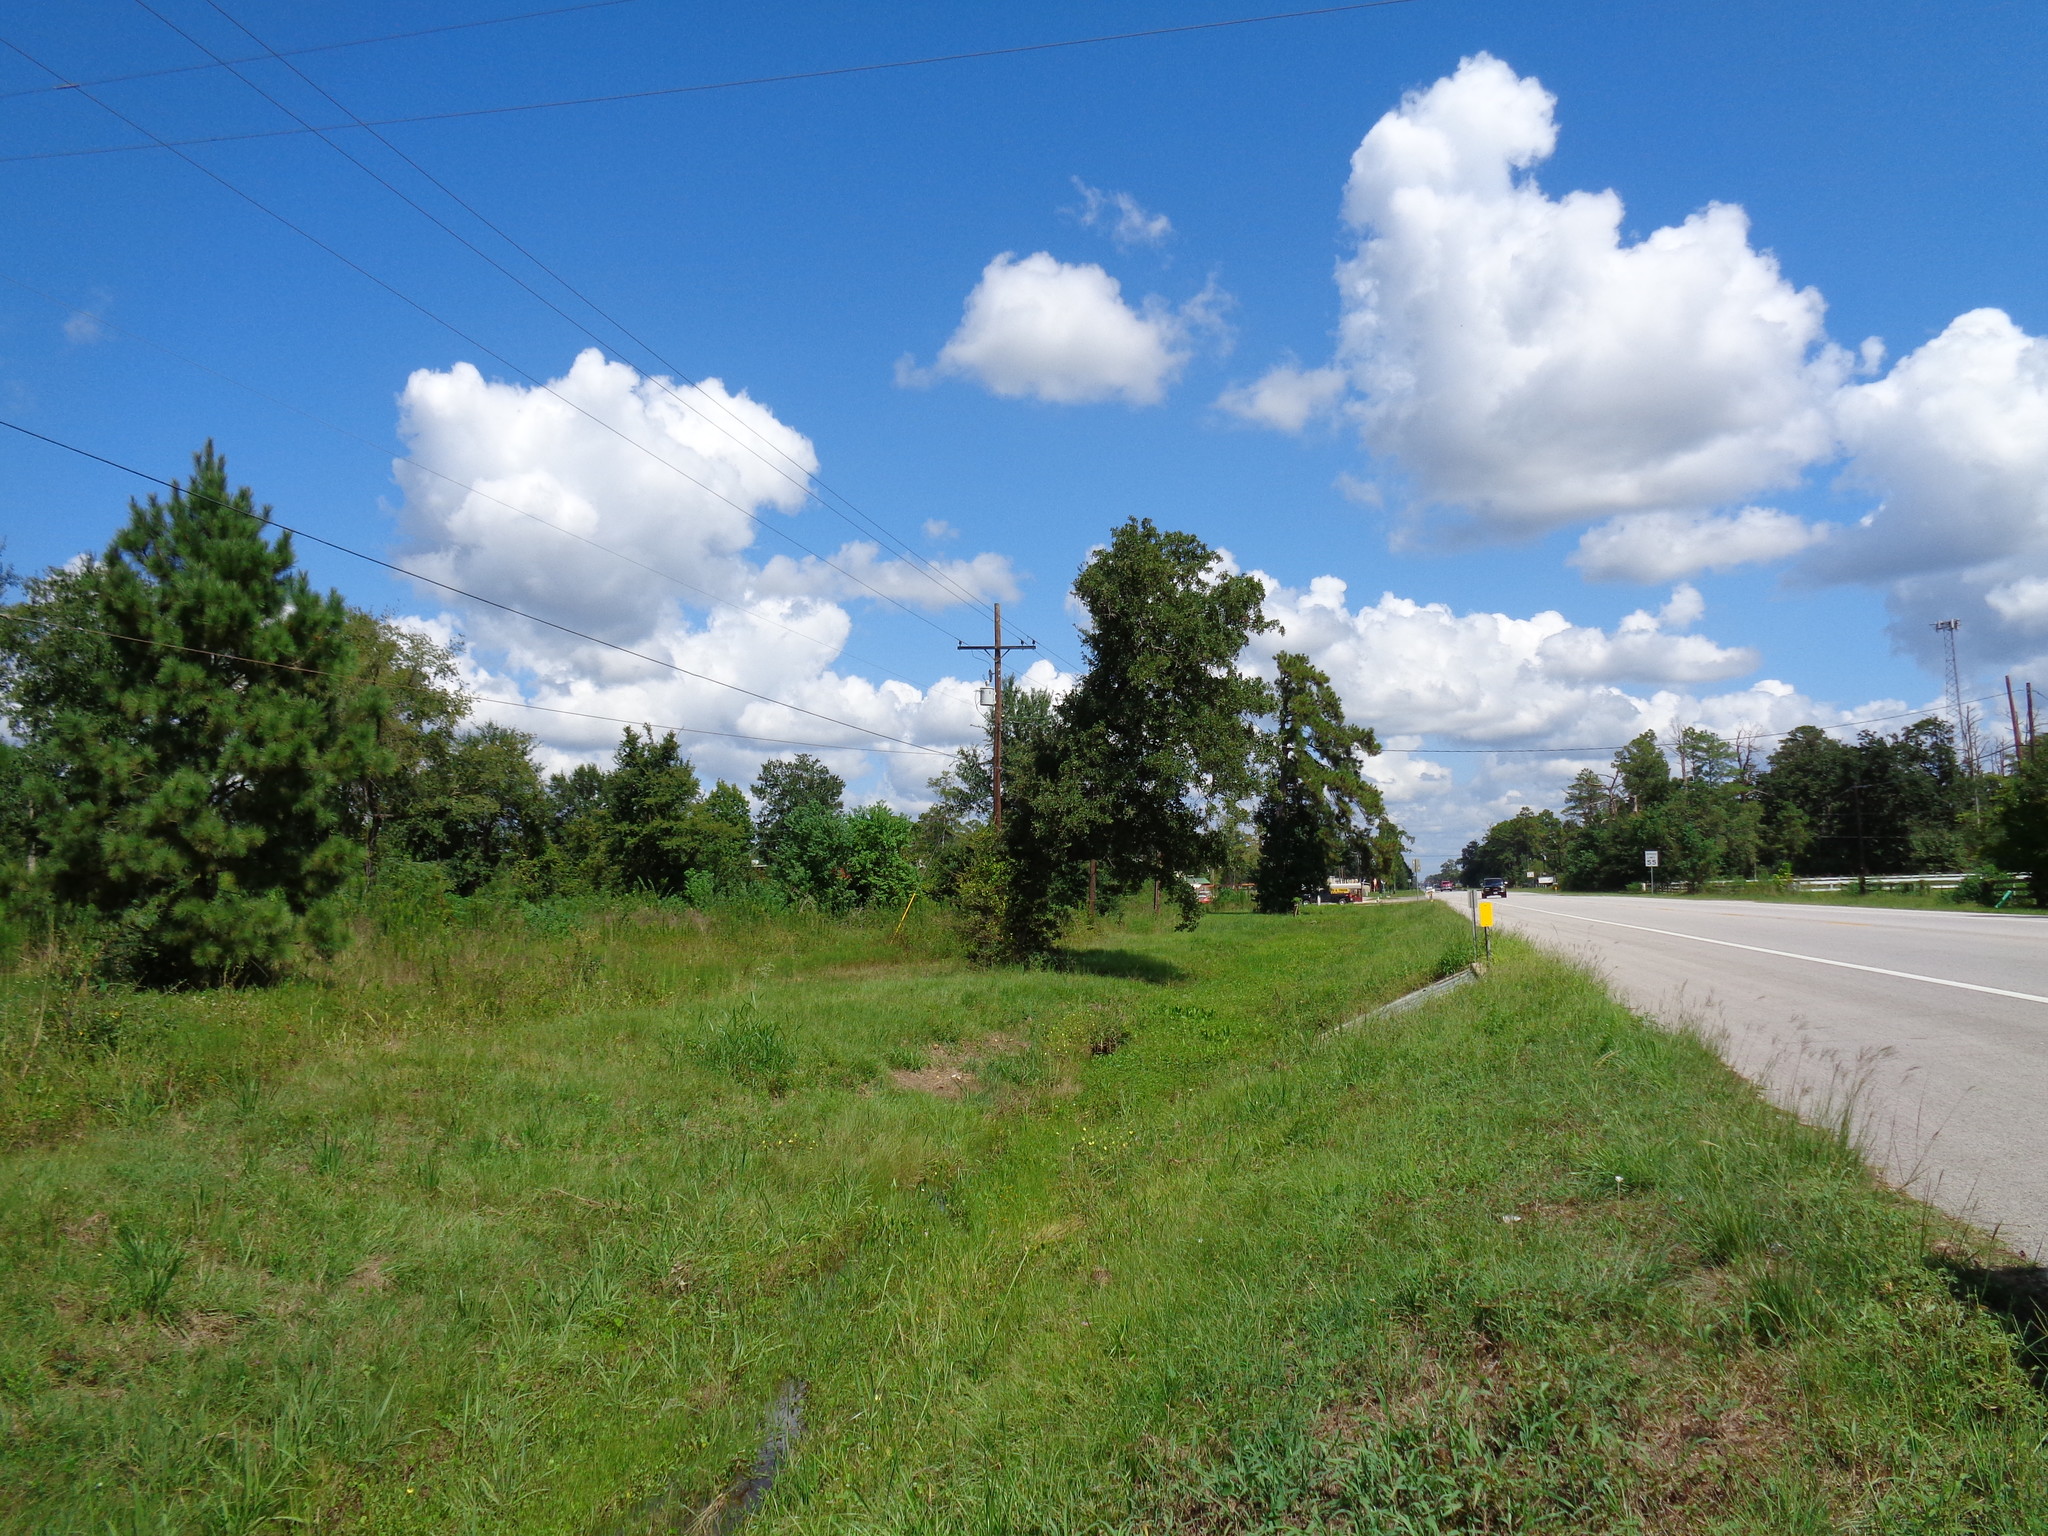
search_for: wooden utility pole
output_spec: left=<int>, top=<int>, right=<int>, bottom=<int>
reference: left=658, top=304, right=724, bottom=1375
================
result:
left=956, top=602, right=1036, bottom=830
left=2009, top=675, right=2025, bottom=761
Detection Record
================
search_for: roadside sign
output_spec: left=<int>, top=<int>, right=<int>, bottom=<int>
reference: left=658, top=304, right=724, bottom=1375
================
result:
left=1643, top=850, right=1660, bottom=867
left=1477, top=900, right=1495, bottom=928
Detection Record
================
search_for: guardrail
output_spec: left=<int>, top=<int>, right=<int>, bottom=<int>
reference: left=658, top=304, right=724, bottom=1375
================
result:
left=1630, top=873, right=2033, bottom=902
left=1789, top=873, right=1970, bottom=892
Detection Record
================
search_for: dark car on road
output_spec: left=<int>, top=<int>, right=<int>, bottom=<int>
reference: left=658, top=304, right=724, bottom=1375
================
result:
left=1480, top=877, right=1509, bottom=900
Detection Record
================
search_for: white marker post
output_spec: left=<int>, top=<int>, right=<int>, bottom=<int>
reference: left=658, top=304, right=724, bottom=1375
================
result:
left=1644, top=848, right=1660, bottom=896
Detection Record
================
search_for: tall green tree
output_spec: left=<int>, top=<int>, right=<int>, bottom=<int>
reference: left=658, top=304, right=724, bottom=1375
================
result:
left=388, top=723, right=550, bottom=895
left=1756, top=726, right=1848, bottom=873
left=0, top=741, right=36, bottom=894
left=1614, top=732, right=1672, bottom=810
left=340, top=615, right=467, bottom=878
left=601, top=729, right=753, bottom=895
left=1562, top=768, right=1613, bottom=826
left=1252, top=652, right=1386, bottom=911
left=1757, top=720, right=1958, bottom=876
left=0, top=445, right=371, bottom=982
left=1989, top=739, right=2048, bottom=902
left=752, top=753, right=845, bottom=865
left=1673, top=726, right=1740, bottom=784
left=542, top=761, right=611, bottom=891
left=980, top=521, right=1272, bottom=959
left=1051, top=519, right=1274, bottom=919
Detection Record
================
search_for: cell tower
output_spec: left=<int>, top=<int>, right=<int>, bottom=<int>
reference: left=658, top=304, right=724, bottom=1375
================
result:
left=1933, top=619, right=1970, bottom=771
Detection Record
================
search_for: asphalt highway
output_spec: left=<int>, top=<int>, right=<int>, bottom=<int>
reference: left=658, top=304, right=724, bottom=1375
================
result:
left=1465, top=891, right=2048, bottom=1259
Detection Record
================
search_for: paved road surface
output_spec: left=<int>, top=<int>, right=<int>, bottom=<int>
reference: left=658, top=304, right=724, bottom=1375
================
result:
left=1464, top=892, right=2048, bottom=1258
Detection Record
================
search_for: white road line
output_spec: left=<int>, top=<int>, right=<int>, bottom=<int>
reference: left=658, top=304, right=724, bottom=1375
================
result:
left=1514, top=905, right=2048, bottom=1006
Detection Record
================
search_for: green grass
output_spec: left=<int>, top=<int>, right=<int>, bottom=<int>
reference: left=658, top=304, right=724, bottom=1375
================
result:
left=1, top=899, right=2044, bottom=1533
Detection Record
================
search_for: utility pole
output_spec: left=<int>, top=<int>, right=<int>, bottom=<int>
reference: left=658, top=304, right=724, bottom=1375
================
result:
left=1850, top=782, right=1869, bottom=896
left=2008, top=676, right=2025, bottom=763
left=957, top=602, right=1036, bottom=831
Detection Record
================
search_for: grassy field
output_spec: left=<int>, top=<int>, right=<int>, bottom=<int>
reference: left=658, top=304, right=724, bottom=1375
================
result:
left=2, top=897, right=2045, bottom=1534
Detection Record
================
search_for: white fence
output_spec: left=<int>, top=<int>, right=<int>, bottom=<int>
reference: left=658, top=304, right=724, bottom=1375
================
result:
left=1648, top=873, right=1977, bottom=894
left=1786, top=873, right=1971, bottom=892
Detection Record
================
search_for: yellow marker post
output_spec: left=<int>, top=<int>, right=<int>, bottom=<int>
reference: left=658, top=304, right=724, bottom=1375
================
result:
left=1477, top=899, right=1494, bottom=960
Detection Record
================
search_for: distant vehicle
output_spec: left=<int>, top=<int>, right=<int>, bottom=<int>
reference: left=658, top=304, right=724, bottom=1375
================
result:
left=1480, top=877, right=1509, bottom=899
left=1436, top=880, right=1457, bottom=891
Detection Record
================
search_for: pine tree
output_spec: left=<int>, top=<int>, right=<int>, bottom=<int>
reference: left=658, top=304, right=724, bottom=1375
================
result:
left=3, top=445, right=372, bottom=983
left=1613, top=732, right=1672, bottom=810
left=1252, top=652, right=1386, bottom=912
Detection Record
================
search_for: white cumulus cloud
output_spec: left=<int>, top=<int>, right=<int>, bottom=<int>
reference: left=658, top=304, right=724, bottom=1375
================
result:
left=1248, top=572, right=1756, bottom=748
left=1825, top=309, right=2048, bottom=581
left=1985, top=577, right=2048, bottom=631
left=1242, top=569, right=1913, bottom=864
left=1217, top=361, right=1348, bottom=433
left=1229, top=53, right=1848, bottom=540
left=907, top=251, right=1222, bottom=406
left=1800, top=309, right=2048, bottom=677
left=391, top=351, right=1033, bottom=804
left=1571, top=506, right=1830, bottom=582
left=1339, top=54, right=1847, bottom=533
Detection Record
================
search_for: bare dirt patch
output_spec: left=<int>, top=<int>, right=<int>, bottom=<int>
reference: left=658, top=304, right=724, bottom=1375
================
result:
left=174, top=1310, right=240, bottom=1349
left=345, top=1256, right=394, bottom=1292
left=61, top=1211, right=109, bottom=1247
left=888, top=1034, right=1026, bottom=1098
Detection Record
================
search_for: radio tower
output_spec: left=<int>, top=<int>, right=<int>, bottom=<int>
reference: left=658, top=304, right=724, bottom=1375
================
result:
left=1934, top=619, right=1971, bottom=772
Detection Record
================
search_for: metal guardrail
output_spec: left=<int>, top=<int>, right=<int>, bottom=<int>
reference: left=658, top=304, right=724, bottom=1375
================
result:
left=1788, top=873, right=1970, bottom=892
left=1638, top=873, right=2032, bottom=898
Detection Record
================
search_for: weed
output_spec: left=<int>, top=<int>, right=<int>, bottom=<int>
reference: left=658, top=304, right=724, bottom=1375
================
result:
left=701, top=996, right=795, bottom=1093
left=1433, top=933, right=1480, bottom=978
left=310, top=1130, right=348, bottom=1176
left=112, top=1226, right=186, bottom=1318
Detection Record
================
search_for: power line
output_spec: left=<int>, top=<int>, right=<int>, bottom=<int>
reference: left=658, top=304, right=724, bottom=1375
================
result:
left=0, top=416, right=951, bottom=755
left=0, top=2, right=1421, bottom=164
left=0, top=33, right=974, bottom=648
left=0, top=0, right=651, bottom=102
left=0, top=268, right=930, bottom=691
left=170, top=0, right=1007, bottom=636
left=0, top=611, right=947, bottom=757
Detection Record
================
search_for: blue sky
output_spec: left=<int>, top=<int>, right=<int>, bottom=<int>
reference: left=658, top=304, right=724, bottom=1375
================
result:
left=4, top=0, right=2045, bottom=867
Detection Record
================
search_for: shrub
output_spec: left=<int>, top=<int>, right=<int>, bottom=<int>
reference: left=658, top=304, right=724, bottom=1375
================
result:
left=700, top=998, right=794, bottom=1093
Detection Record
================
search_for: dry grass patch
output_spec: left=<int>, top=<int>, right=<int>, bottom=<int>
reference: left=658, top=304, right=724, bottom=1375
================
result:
left=887, top=1033, right=1026, bottom=1098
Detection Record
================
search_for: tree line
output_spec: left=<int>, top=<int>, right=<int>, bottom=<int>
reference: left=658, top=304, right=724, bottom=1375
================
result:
left=0, top=446, right=1409, bottom=984
left=1450, top=716, right=2048, bottom=898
